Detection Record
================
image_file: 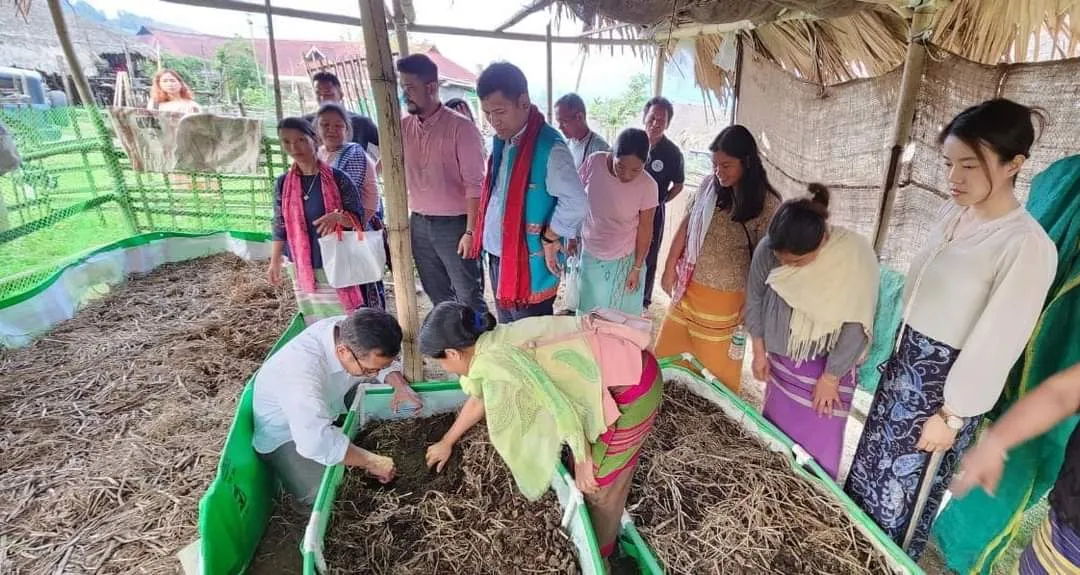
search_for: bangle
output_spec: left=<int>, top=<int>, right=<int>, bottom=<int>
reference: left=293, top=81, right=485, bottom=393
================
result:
left=464, top=230, right=474, bottom=236
left=541, top=234, right=558, bottom=244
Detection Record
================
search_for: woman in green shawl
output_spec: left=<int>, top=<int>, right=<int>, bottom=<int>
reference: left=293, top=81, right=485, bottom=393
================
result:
left=420, top=301, right=663, bottom=565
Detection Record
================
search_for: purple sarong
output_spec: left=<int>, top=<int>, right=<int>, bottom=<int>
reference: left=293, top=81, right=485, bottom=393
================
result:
left=762, top=353, right=855, bottom=479
left=1019, top=507, right=1080, bottom=574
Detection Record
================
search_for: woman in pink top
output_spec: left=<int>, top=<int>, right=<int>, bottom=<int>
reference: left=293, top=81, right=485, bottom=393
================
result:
left=573, top=128, right=658, bottom=315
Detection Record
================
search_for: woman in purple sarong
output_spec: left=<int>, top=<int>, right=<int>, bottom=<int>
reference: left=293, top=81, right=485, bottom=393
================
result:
left=744, top=183, right=879, bottom=479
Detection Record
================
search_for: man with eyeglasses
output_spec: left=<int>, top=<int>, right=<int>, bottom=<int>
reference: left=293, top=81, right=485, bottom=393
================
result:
left=251, top=309, right=422, bottom=505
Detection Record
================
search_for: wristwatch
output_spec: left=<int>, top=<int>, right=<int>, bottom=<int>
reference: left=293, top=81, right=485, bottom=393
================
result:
left=938, top=408, right=964, bottom=431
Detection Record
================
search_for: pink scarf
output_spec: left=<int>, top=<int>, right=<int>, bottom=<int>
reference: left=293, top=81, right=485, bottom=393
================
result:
left=282, top=161, right=364, bottom=311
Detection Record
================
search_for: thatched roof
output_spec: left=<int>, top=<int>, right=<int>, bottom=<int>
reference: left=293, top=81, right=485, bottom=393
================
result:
left=557, top=0, right=1080, bottom=95
left=0, top=1, right=155, bottom=77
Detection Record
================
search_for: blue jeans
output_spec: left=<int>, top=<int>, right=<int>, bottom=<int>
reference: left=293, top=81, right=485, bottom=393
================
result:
left=486, top=253, right=555, bottom=323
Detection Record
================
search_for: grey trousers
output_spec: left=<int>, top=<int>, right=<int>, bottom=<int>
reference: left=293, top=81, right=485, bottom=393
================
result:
left=260, top=385, right=360, bottom=506
left=410, top=213, right=488, bottom=314
left=260, top=441, right=325, bottom=506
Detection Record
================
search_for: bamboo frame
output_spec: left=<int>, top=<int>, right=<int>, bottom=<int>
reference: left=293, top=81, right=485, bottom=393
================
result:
left=46, top=0, right=94, bottom=106
left=546, top=23, right=554, bottom=119
left=871, top=5, right=936, bottom=254
left=392, top=0, right=410, bottom=57
left=652, top=45, right=666, bottom=96
left=356, top=0, right=422, bottom=381
left=495, top=0, right=557, bottom=32
left=159, top=0, right=650, bottom=45
left=264, top=0, right=285, bottom=122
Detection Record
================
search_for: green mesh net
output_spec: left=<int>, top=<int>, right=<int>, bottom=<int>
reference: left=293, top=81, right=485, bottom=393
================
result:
left=0, top=106, right=288, bottom=301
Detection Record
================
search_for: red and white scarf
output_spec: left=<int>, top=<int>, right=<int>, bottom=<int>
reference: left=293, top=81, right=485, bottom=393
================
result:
left=282, top=161, right=364, bottom=311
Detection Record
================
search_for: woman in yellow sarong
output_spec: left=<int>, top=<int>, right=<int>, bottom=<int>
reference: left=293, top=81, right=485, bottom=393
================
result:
left=654, top=125, right=779, bottom=391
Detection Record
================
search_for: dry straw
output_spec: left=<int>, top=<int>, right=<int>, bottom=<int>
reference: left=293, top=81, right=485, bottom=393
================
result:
left=0, top=254, right=296, bottom=574
left=629, top=384, right=894, bottom=574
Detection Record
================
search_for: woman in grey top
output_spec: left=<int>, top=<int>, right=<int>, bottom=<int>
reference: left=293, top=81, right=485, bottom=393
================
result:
left=744, top=183, right=879, bottom=479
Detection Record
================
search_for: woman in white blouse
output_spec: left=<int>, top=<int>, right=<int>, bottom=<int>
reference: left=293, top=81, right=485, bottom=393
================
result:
left=844, top=99, right=1057, bottom=559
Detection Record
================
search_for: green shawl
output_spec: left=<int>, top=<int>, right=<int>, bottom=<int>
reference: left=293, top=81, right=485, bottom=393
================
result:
left=934, top=155, right=1080, bottom=574
left=459, top=317, right=609, bottom=501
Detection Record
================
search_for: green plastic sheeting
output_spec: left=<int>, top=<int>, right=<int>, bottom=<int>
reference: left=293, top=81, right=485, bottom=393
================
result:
left=198, top=313, right=307, bottom=575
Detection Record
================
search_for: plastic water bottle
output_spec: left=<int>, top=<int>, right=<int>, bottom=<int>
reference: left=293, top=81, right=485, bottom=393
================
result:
left=728, top=325, right=747, bottom=361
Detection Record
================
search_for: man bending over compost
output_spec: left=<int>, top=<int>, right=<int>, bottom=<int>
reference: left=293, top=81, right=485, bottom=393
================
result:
left=251, top=308, right=422, bottom=505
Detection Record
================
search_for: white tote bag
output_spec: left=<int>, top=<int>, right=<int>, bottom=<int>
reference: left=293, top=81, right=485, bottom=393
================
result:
left=562, top=255, right=581, bottom=311
left=318, top=214, right=386, bottom=288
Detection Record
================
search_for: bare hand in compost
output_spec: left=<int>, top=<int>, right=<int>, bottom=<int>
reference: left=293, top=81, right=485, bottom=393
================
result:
left=426, top=439, right=453, bottom=473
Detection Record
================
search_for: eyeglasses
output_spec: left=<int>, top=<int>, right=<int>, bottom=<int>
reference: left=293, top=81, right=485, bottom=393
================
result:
left=346, top=347, right=391, bottom=377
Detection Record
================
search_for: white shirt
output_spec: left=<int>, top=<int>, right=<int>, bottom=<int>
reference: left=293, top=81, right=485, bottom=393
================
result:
left=903, top=202, right=1057, bottom=417
left=251, top=316, right=401, bottom=465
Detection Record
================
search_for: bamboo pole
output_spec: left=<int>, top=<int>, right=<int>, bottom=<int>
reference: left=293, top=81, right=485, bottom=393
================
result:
left=264, top=0, right=285, bottom=122
left=871, top=5, right=935, bottom=254
left=574, top=52, right=587, bottom=92
left=546, top=23, right=554, bottom=119
left=46, top=0, right=94, bottom=106
left=652, top=45, right=666, bottom=96
left=731, top=34, right=744, bottom=124
left=356, top=0, right=422, bottom=381
left=393, top=0, right=410, bottom=57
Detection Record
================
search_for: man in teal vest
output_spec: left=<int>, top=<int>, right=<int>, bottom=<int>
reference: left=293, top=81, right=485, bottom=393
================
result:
left=469, top=62, right=587, bottom=323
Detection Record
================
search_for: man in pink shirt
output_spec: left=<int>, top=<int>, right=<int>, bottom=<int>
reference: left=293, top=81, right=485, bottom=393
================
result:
left=398, top=54, right=488, bottom=314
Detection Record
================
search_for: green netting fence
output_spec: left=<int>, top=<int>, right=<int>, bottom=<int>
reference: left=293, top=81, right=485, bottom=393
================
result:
left=0, top=105, right=288, bottom=301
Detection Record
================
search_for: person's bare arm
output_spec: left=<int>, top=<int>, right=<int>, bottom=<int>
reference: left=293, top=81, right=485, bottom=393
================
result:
left=662, top=214, right=689, bottom=277
left=634, top=208, right=656, bottom=270
left=953, top=363, right=1080, bottom=496
left=426, top=396, right=485, bottom=472
left=665, top=183, right=686, bottom=202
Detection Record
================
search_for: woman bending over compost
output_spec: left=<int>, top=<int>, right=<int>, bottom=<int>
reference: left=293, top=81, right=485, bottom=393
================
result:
left=315, top=102, right=387, bottom=310
left=420, top=302, right=662, bottom=568
left=571, top=128, right=657, bottom=316
left=844, top=99, right=1058, bottom=559
left=744, top=183, right=879, bottom=479
left=268, top=117, right=377, bottom=323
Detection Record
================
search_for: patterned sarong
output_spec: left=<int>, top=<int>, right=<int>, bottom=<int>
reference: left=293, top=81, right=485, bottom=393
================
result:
left=654, top=281, right=745, bottom=391
left=287, top=266, right=384, bottom=325
left=587, top=352, right=664, bottom=557
left=1018, top=508, right=1080, bottom=574
left=844, top=326, right=982, bottom=559
left=762, top=353, right=855, bottom=479
left=576, top=250, right=645, bottom=316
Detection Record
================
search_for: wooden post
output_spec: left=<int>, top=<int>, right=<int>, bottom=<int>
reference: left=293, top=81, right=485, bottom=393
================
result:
left=652, top=44, right=666, bottom=97
left=546, top=23, right=554, bottom=119
left=264, top=0, right=285, bottom=122
left=574, top=52, right=587, bottom=92
left=393, top=0, right=410, bottom=57
left=731, top=34, right=744, bottom=124
left=47, top=0, right=94, bottom=106
left=356, top=0, right=422, bottom=381
left=871, top=5, right=935, bottom=254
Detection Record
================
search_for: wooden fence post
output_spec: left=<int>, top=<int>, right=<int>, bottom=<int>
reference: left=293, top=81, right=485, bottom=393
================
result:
left=356, top=0, right=422, bottom=381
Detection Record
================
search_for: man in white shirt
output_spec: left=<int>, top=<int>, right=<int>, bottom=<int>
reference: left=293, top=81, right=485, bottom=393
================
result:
left=252, top=309, right=422, bottom=504
left=554, top=92, right=610, bottom=168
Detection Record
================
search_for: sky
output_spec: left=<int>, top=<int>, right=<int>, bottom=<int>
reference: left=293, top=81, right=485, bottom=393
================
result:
left=82, top=0, right=707, bottom=103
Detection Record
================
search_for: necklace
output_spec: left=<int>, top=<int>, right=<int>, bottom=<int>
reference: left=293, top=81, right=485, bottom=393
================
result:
left=302, top=173, right=318, bottom=201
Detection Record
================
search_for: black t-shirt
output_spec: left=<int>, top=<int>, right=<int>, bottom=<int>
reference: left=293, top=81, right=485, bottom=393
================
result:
left=645, top=136, right=685, bottom=204
left=303, top=111, right=380, bottom=152
left=1050, top=422, right=1080, bottom=532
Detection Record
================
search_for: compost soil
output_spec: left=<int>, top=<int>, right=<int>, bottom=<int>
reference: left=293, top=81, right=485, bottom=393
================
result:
left=628, top=384, right=894, bottom=575
left=322, top=417, right=580, bottom=574
left=0, top=254, right=295, bottom=574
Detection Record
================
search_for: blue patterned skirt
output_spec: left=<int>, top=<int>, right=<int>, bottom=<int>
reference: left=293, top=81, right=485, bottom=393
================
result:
left=843, top=326, right=982, bottom=559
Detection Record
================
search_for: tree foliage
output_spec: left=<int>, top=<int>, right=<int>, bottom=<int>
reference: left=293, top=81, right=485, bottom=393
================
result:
left=590, top=73, right=650, bottom=142
left=214, top=40, right=264, bottom=104
left=160, top=54, right=213, bottom=96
